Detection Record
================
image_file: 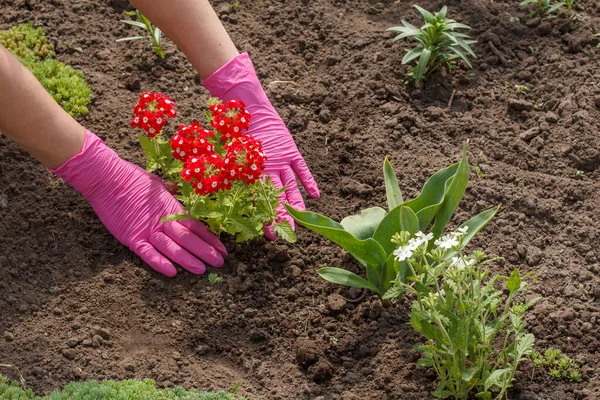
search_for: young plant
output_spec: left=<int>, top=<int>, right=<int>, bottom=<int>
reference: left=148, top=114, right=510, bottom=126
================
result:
left=286, top=148, right=498, bottom=303
left=386, top=5, right=476, bottom=83
left=208, top=273, right=224, bottom=285
left=529, top=347, right=583, bottom=382
left=117, top=10, right=164, bottom=58
left=520, top=0, right=571, bottom=15
left=130, top=93, right=295, bottom=243
left=387, top=232, right=539, bottom=399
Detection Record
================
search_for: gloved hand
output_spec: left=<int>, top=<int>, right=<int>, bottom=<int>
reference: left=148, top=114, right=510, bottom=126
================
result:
left=51, top=129, right=227, bottom=277
left=203, top=52, right=320, bottom=240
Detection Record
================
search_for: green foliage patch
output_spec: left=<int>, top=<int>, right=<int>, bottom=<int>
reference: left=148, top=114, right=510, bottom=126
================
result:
left=0, top=376, right=247, bottom=400
left=0, top=23, right=91, bottom=117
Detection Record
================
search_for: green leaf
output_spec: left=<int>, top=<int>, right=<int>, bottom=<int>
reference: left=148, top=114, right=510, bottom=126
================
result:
left=153, top=27, right=162, bottom=45
left=120, top=20, right=148, bottom=29
left=516, top=333, right=535, bottom=359
left=116, top=35, right=151, bottom=42
left=159, top=212, right=188, bottom=224
left=273, top=220, right=297, bottom=243
left=475, top=391, right=492, bottom=400
left=507, top=269, right=522, bottom=293
left=402, top=46, right=424, bottom=65
left=403, top=163, right=459, bottom=231
left=384, top=157, right=403, bottom=209
left=340, top=207, right=387, bottom=240
left=457, top=206, right=499, bottom=248
left=285, top=205, right=387, bottom=268
left=138, top=135, right=161, bottom=172
left=436, top=6, right=448, bottom=19
left=317, top=267, right=381, bottom=295
left=414, top=47, right=431, bottom=82
left=484, top=368, right=512, bottom=391
left=431, top=147, right=470, bottom=239
left=414, top=5, right=435, bottom=23
left=462, top=366, right=478, bottom=381
left=373, top=205, right=419, bottom=255
left=381, top=253, right=399, bottom=293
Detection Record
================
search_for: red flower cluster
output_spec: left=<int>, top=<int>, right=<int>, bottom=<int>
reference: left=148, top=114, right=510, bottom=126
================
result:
left=175, top=99, right=265, bottom=196
left=210, top=99, right=252, bottom=142
left=131, top=92, right=176, bottom=137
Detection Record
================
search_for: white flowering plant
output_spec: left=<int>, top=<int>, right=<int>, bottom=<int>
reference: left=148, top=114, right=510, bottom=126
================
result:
left=385, top=227, right=539, bottom=400
left=285, top=148, right=498, bottom=303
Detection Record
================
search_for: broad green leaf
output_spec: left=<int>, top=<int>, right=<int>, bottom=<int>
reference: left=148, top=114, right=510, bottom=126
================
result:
left=116, top=35, right=151, bottom=42
left=317, top=267, right=381, bottom=294
left=381, top=253, right=399, bottom=293
left=120, top=20, right=148, bottom=29
left=484, top=368, right=511, bottom=391
left=273, top=220, right=297, bottom=243
left=373, top=205, right=419, bottom=255
left=159, top=211, right=188, bottom=224
left=340, top=207, right=386, bottom=240
left=431, top=148, right=470, bottom=239
left=516, top=333, right=535, bottom=359
left=384, top=157, right=403, bottom=209
left=285, top=205, right=387, bottom=268
left=404, top=163, right=459, bottom=230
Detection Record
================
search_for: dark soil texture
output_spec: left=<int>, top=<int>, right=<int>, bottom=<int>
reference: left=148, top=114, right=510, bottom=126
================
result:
left=1, top=0, right=600, bottom=399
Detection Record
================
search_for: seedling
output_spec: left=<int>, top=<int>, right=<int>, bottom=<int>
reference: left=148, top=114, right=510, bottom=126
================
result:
left=520, top=0, right=570, bottom=15
left=386, top=5, right=476, bottom=83
left=208, top=273, right=224, bottom=285
left=117, top=10, right=164, bottom=59
left=529, top=347, right=583, bottom=382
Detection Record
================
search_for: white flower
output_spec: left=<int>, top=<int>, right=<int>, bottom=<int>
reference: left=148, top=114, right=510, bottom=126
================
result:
left=435, top=234, right=459, bottom=250
left=452, top=226, right=469, bottom=238
left=393, top=245, right=413, bottom=262
left=451, top=256, right=475, bottom=270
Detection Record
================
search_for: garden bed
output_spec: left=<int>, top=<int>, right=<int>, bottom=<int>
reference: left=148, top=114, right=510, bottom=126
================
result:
left=1, top=0, right=599, bottom=398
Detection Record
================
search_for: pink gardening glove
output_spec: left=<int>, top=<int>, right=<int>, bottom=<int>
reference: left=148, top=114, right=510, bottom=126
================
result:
left=51, top=129, right=227, bottom=277
left=203, top=52, right=320, bottom=240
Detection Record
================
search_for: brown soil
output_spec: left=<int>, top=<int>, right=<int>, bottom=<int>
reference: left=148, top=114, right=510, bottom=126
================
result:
left=1, top=0, right=599, bottom=399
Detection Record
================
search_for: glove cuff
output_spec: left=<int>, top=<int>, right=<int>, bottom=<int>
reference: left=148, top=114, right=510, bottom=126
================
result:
left=203, top=52, right=258, bottom=99
left=50, top=129, right=121, bottom=199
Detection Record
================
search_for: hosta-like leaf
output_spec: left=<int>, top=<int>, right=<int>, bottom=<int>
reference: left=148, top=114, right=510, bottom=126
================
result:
left=431, top=148, right=470, bottom=239
left=317, top=267, right=381, bottom=295
left=373, top=205, right=419, bottom=255
left=341, top=207, right=387, bottom=240
left=384, top=157, right=403, bottom=210
left=285, top=205, right=387, bottom=268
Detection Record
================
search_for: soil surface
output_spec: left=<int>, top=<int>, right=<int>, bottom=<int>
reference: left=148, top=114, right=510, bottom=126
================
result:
left=1, top=0, right=600, bottom=399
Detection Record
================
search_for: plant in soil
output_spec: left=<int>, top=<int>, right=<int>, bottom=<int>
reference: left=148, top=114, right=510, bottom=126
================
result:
left=520, top=0, right=569, bottom=15
left=0, top=23, right=91, bottom=116
left=386, top=5, right=476, bottom=83
left=130, top=92, right=295, bottom=243
left=286, top=148, right=498, bottom=302
left=386, top=231, right=539, bottom=399
left=0, top=375, right=247, bottom=399
left=117, top=10, right=165, bottom=58
left=208, top=273, right=224, bottom=285
left=529, top=348, right=584, bottom=382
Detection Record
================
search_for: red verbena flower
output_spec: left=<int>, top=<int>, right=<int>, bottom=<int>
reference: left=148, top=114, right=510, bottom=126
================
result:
left=210, top=99, right=251, bottom=142
left=181, top=153, right=231, bottom=196
left=170, top=122, right=215, bottom=162
left=223, top=134, right=266, bottom=184
left=131, top=92, right=177, bottom=137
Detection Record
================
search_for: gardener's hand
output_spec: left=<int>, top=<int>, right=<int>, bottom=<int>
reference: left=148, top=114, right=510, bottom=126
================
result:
left=51, top=129, right=227, bottom=277
left=203, top=53, right=320, bottom=240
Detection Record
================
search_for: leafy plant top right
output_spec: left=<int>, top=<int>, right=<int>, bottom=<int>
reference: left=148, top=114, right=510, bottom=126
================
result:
left=387, top=5, right=476, bottom=83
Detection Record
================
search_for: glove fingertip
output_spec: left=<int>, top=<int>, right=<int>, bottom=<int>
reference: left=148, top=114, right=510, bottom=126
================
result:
left=264, top=225, right=277, bottom=241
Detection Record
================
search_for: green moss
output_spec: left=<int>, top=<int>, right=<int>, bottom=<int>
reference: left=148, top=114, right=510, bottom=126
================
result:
left=0, top=23, right=91, bottom=117
left=1, top=376, right=247, bottom=400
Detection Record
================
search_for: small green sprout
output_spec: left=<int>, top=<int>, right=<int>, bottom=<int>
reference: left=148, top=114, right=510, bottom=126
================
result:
left=544, top=348, right=562, bottom=364
left=569, top=370, right=582, bottom=382
left=208, top=273, right=224, bottom=285
left=558, top=356, right=571, bottom=371
left=117, top=10, right=164, bottom=58
left=549, top=368, right=562, bottom=379
left=386, top=5, right=476, bottom=83
left=520, top=0, right=572, bottom=15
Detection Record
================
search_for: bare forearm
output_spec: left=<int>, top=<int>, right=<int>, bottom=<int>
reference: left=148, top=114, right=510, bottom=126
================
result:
left=129, top=0, right=239, bottom=78
left=0, top=45, right=84, bottom=169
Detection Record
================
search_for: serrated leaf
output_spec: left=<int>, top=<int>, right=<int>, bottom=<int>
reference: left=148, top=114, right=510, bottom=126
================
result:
left=273, top=220, right=296, bottom=243
left=516, top=333, right=535, bottom=359
left=507, top=269, right=522, bottom=293
left=484, top=368, right=511, bottom=391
